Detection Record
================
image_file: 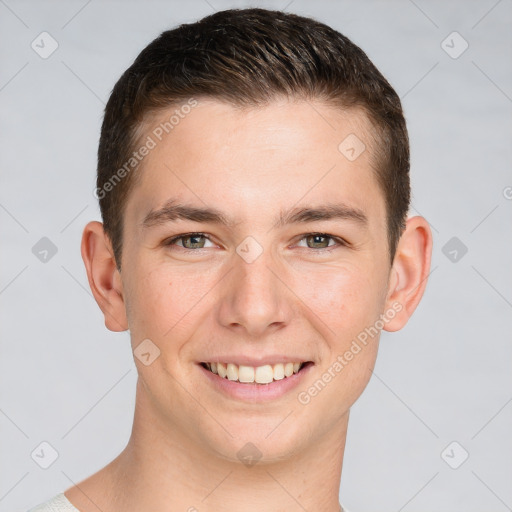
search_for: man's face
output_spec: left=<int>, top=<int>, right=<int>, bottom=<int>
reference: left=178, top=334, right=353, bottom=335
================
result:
left=120, top=98, right=394, bottom=462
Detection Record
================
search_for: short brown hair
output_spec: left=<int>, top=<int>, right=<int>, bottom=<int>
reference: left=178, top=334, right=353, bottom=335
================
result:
left=96, top=7, right=409, bottom=270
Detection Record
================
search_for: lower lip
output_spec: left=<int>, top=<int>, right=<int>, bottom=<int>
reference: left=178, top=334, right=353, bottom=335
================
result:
left=199, top=362, right=314, bottom=402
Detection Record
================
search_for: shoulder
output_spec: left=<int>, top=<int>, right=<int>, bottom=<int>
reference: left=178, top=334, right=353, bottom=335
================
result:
left=27, top=493, right=80, bottom=512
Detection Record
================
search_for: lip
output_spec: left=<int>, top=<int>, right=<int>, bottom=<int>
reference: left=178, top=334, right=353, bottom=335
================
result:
left=198, top=361, right=314, bottom=402
left=198, top=355, right=311, bottom=367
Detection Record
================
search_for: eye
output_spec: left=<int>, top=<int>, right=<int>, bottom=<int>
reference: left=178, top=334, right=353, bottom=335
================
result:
left=163, top=232, right=347, bottom=252
left=164, top=232, right=214, bottom=250
left=296, top=233, right=345, bottom=251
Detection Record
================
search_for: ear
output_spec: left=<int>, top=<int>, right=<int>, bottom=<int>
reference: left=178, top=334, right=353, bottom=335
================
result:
left=81, top=221, right=128, bottom=332
left=383, top=216, right=433, bottom=332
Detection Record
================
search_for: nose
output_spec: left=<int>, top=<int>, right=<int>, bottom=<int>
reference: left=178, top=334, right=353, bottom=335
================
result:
left=216, top=249, right=294, bottom=338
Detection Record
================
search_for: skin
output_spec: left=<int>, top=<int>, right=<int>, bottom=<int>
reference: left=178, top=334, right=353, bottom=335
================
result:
left=71, top=98, right=432, bottom=512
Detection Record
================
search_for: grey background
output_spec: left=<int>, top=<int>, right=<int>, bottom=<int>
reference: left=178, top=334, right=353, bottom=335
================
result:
left=1, top=1, right=511, bottom=511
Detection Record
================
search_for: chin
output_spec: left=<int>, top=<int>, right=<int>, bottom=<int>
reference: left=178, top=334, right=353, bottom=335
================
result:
left=202, top=415, right=312, bottom=466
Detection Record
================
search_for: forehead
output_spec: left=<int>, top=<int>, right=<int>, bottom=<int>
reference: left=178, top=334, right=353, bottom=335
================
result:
left=125, top=98, right=385, bottom=231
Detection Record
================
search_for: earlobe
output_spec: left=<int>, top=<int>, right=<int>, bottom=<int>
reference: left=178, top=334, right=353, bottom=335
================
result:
left=81, top=221, right=129, bottom=332
left=383, top=216, right=433, bottom=332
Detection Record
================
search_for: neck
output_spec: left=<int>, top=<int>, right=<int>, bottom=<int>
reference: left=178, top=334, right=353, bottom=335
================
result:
left=69, top=379, right=348, bottom=512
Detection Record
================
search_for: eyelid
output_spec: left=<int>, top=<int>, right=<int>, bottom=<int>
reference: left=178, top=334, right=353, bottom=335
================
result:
left=164, top=232, right=348, bottom=251
left=163, top=232, right=215, bottom=249
left=293, top=232, right=348, bottom=250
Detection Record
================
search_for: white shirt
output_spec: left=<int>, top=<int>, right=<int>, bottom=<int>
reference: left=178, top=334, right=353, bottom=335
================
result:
left=28, top=492, right=351, bottom=511
left=28, top=493, right=79, bottom=512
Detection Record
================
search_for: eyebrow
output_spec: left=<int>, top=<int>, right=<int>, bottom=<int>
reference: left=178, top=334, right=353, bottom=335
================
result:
left=140, top=199, right=368, bottom=231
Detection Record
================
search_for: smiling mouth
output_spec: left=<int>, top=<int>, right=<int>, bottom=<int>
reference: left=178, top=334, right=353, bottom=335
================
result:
left=200, top=361, right=313, bottom=384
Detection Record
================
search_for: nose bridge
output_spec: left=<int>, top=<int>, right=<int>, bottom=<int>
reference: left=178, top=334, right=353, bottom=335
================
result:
left=217, top=240, right=291, bottom=335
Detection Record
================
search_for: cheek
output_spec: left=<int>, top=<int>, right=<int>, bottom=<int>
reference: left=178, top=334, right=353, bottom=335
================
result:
left=123, top=265, right=175, bottom=340
left=294, top=267, right=384, bottom=423
left=127, top=262, right=218, bottom=343
left=294, top=263, right=384, bottom=336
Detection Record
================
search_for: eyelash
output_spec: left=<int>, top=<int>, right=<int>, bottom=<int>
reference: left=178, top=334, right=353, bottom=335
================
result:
left=163, top=232, right=347, bottom=253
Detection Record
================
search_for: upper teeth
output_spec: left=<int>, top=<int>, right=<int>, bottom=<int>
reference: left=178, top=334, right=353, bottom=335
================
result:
left=205, top=362, right=303, bottom=383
